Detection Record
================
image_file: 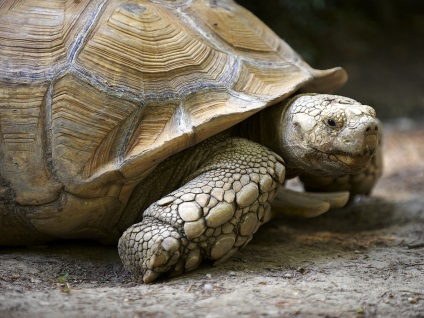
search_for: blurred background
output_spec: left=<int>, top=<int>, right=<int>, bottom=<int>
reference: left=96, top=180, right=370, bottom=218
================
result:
left=237, top=0, right=424, bottom=120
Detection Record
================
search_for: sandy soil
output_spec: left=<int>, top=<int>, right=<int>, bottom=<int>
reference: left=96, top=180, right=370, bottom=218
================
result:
left=1, top=119, right=423, bottom=318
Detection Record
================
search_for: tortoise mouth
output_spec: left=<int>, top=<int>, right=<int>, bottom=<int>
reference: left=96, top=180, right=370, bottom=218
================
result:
left=329, top=149, right=375, bottom=170
left=309, top=146, right=375, bottom=176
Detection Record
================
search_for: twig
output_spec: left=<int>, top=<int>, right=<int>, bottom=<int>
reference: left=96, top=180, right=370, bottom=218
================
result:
left=399, top=290, right=424, bottom=295
left=186, top=283, right=194, bottom=293
left=408, top=242, right=424, bottom=249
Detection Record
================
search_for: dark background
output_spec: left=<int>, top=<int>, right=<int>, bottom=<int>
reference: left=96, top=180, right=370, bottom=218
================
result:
left=237, top=0, right=424, bottom=120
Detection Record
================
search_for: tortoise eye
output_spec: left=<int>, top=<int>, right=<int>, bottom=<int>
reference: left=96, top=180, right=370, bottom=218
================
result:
left=326, top=118, right=337, bottom=127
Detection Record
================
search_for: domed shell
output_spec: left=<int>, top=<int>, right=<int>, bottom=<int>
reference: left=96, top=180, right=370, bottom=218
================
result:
left=0, top=0, right=346, bottom=239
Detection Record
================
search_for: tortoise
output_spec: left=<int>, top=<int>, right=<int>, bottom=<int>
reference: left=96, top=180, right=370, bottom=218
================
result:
left=0, top=0, right=382, bottom=283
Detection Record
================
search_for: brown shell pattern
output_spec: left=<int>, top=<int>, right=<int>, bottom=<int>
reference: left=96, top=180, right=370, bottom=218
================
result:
left=0, top=0, right=346, bottom=207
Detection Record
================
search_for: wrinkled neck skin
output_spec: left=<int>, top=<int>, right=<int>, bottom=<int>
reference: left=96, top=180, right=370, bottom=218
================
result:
left=238, top=98, right=303, bottom=178
left=261, top=99, right=302, bottom=178
left=237, top=93, right=379, bottom=179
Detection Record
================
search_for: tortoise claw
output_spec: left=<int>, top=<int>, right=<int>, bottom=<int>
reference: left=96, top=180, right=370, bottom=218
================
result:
left=143, top=270, right=160, bottom=284
left=271, top=187, right=349, bottom=218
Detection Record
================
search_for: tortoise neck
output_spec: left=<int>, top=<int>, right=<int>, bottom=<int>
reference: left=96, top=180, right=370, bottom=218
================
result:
left=234, top=100, right=301, bottom=178
left=234, top=101, right=286, bottom=152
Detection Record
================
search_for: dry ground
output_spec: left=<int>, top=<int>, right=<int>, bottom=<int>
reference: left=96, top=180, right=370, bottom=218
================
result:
left=1, top=119, right=423, bottom=318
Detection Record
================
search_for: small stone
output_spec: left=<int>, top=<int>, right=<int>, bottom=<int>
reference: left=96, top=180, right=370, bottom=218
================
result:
left=204, top=284, right=213, bottom=292
left=178, top=202, right=202, bottom=222
left=408, top=297, right=417, bottom=304
left=206, top=202, right=235, bottom=228
left=236, top=183, right=259, bottom=207
left=30, top=277, right=41, bottom=283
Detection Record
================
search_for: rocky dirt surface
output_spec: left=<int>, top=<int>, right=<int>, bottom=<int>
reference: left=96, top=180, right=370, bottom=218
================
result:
left=1, top=119, right=423, bottom=318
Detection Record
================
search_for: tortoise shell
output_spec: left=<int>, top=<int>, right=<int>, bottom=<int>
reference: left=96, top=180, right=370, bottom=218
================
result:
left=0, top=0, right=346, bottom=242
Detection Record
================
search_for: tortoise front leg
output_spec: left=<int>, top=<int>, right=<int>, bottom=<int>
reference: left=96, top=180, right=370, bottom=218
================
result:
left=118, top=138, right=285, bottom=283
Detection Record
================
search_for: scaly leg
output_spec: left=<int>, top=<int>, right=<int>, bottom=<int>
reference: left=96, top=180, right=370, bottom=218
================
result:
left=118, top=138, right=285, bottom=283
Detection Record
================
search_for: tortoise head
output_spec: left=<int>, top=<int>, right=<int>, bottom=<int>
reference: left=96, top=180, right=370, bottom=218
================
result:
left=272, top=94, right=380, bottom=177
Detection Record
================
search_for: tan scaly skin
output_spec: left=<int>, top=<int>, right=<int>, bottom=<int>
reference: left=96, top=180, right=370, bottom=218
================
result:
left=118, top=93, right=381, bottom=283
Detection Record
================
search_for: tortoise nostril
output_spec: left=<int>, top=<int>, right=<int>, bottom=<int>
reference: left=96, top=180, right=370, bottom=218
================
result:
left=365, top=123, right=379, bottom=136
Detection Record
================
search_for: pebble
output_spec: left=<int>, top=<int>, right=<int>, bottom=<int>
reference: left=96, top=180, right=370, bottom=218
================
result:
left=203, top=283, right=213, bottom=292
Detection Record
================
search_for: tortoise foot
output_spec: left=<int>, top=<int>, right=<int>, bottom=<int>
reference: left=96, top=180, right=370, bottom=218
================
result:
left=118, top=218, right=189, bottom=283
